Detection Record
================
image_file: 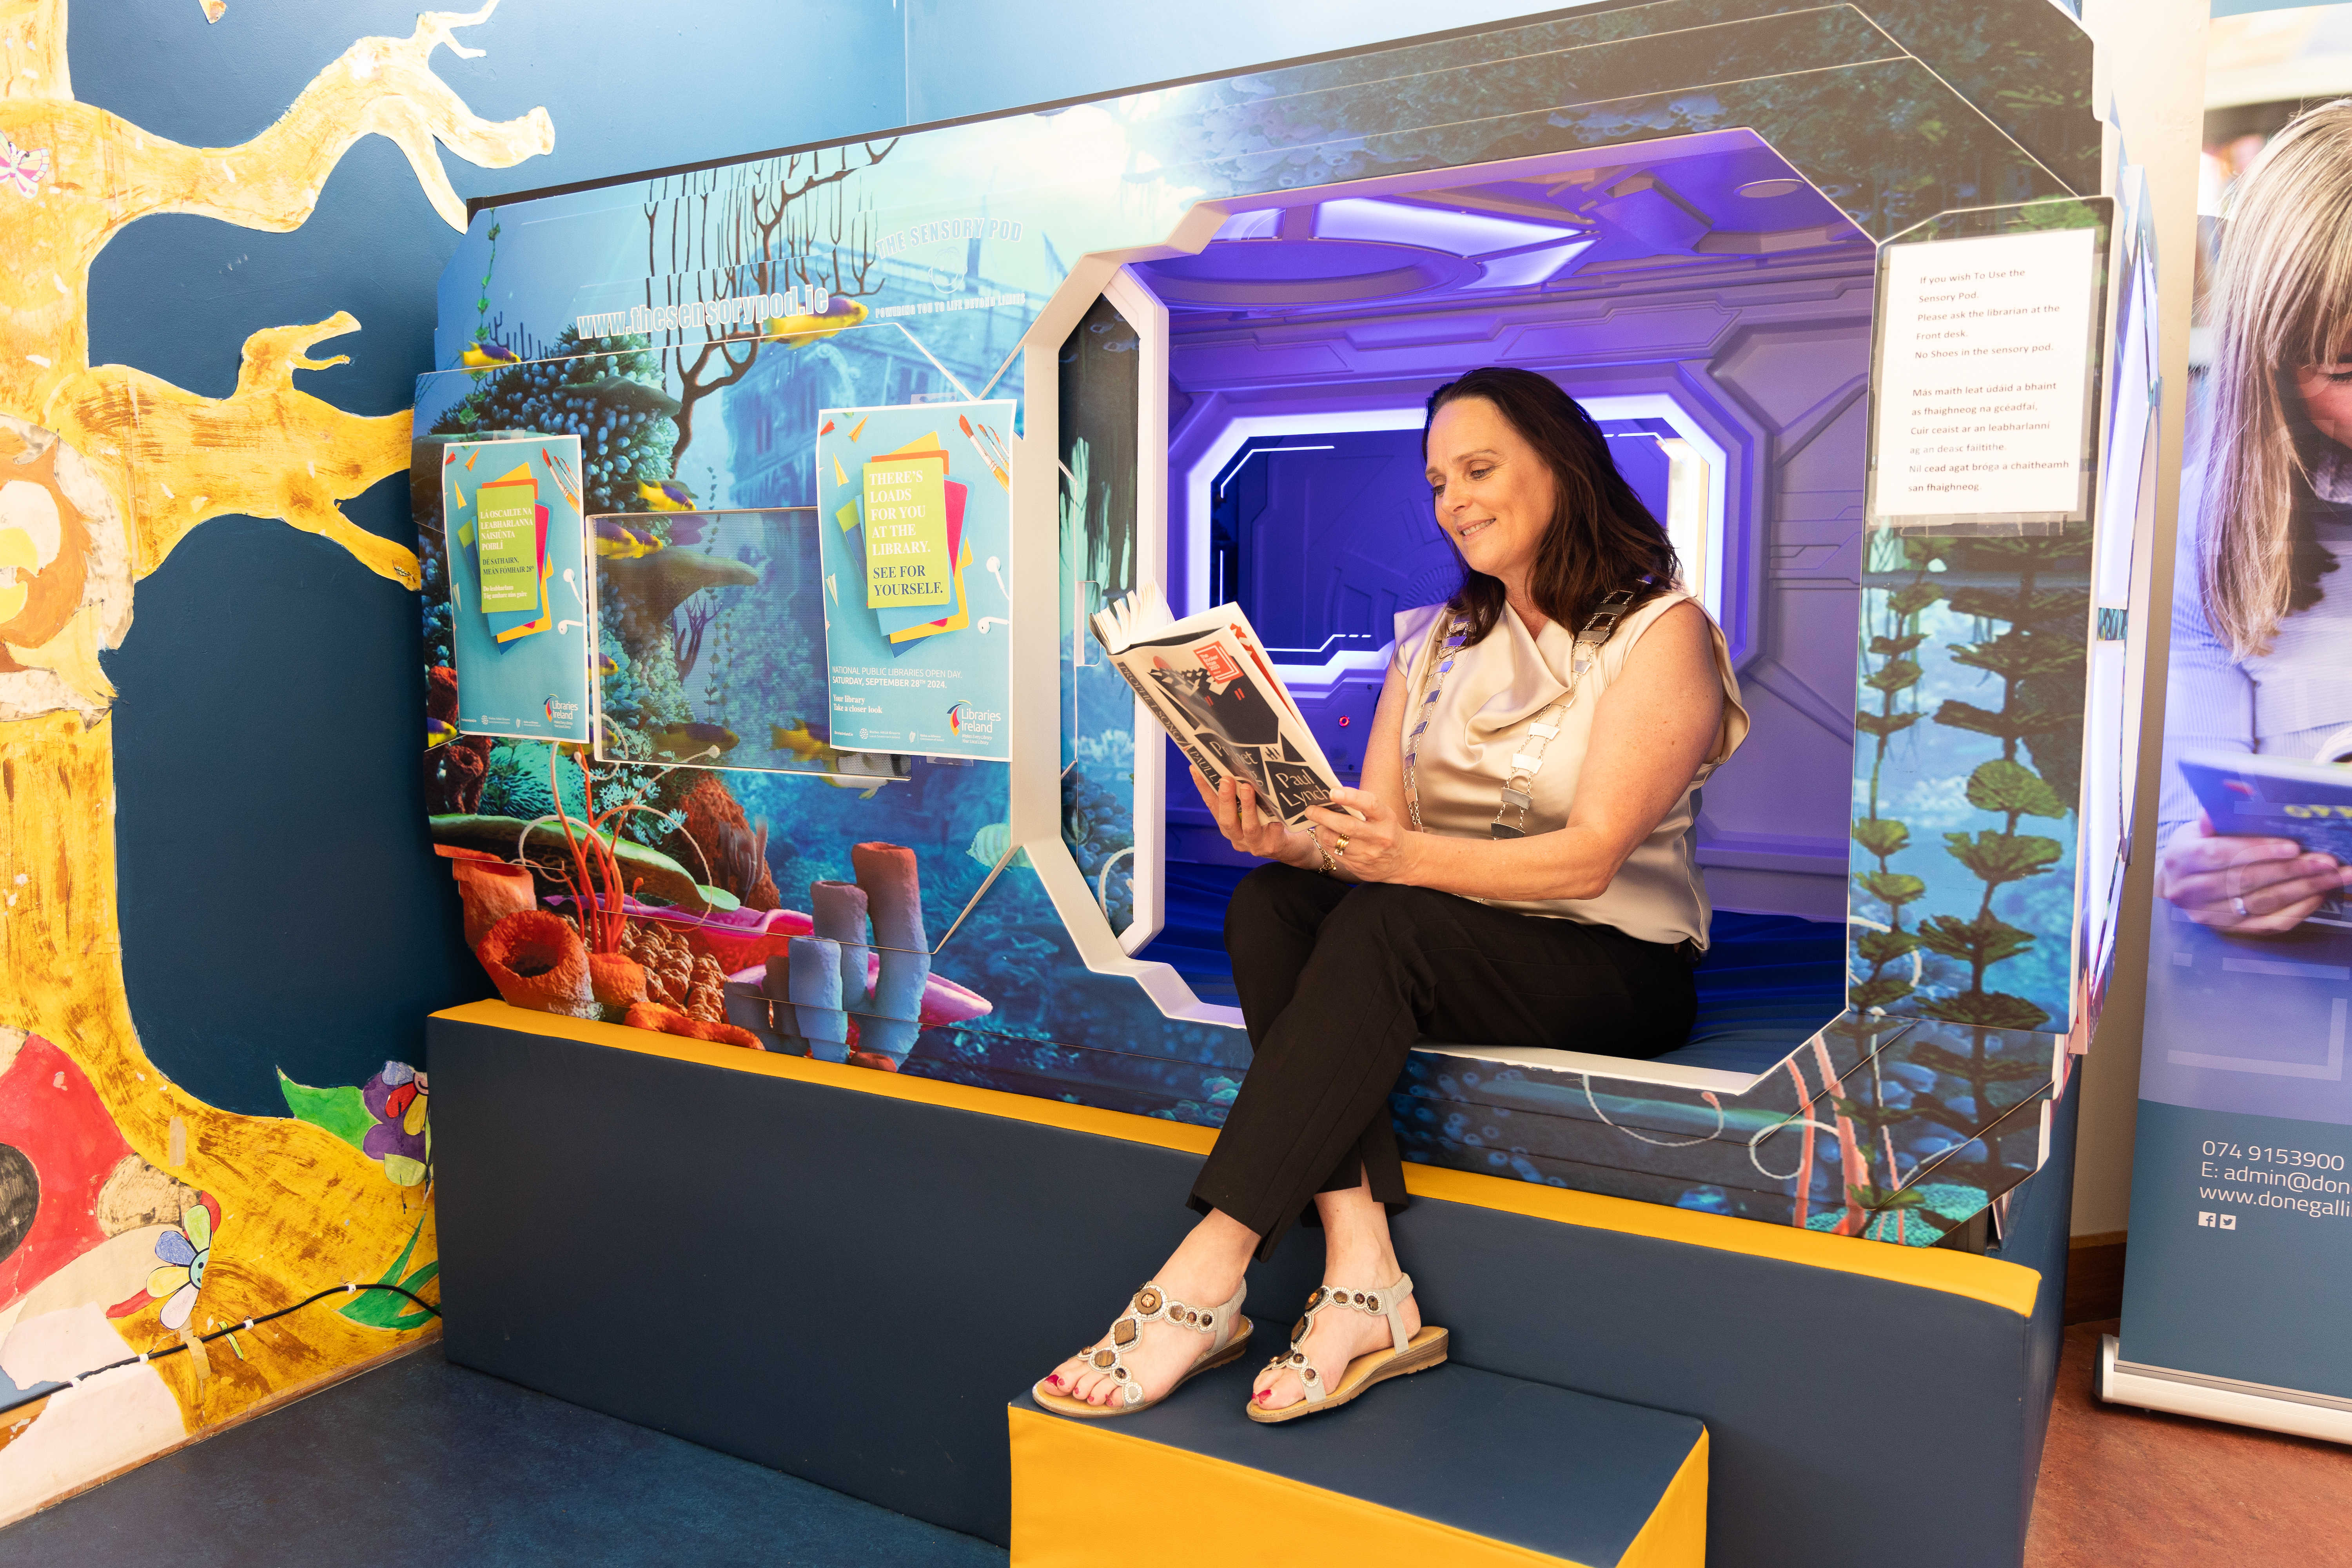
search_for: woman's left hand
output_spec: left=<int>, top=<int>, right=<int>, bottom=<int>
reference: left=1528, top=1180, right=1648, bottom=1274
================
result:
left=1304, top=786, right=1418, bottom=884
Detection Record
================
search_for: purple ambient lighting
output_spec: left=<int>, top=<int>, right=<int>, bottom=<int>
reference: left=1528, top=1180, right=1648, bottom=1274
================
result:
left=1465, top=239, right=1594, bottom=291
left=1143, top=238, right=1475, bottom=306
left=1312, top=196, right=1578, bottom=255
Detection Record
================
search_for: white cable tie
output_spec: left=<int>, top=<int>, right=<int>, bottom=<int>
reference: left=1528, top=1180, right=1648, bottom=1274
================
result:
left=138, top=1352, right=149, bottom=1363
left=243, top=1319, right=255, bottom=1331
left=344, top=1282, right=357, bottom=1293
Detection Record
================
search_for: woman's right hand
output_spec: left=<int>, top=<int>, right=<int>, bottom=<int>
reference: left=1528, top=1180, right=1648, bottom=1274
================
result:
left=2156, top=813, right=2352, bottom=933
left=1191, top=767, right=1299, bottom=863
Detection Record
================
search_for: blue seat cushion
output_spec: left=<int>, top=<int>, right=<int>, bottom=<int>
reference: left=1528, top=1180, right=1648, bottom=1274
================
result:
left=1136, top=864, right=1846, bottom=1075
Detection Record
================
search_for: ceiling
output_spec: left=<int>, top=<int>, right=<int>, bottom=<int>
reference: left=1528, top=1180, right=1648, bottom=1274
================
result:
left=1137, top=132, right=1870, bottom=318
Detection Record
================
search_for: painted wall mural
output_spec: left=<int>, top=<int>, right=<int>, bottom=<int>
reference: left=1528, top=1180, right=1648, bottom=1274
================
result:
left=0, top=0, right=548, bottom=1519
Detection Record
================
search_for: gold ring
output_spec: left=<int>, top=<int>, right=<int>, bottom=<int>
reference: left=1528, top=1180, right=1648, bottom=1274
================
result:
left=1334, top=837, right=1351, bottom=853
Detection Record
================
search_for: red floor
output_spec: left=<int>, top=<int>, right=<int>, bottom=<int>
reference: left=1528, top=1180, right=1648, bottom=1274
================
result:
left=2029, top=1321, right=2352, bottom=1566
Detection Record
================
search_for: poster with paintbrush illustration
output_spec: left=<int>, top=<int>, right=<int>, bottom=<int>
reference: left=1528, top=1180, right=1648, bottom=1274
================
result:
left=441, top=435, right=592, bottom=744
left=815, top=399, right=1014, bottom=761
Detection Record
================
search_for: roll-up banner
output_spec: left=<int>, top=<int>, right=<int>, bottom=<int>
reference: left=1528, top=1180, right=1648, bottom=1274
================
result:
left=2106, top=4, right=2352, bottom=1441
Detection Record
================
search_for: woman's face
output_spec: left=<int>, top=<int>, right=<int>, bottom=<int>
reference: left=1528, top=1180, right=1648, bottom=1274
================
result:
left=1425, top=396, right=1557, bottom=587
left=2293, top=360, right=2352, bottom=447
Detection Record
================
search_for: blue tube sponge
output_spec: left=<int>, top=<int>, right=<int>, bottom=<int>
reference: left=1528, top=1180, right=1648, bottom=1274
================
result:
left=851, top=842, right=929, bottom=1064
left=810, top=879, right=873, bottom=1013
left=786, top=936, right=849, bottom=1063
left=757, top=955, right=804, bottom=1054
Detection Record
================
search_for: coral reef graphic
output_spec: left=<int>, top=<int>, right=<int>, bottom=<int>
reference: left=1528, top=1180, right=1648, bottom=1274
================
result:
left=0, top=0, right=549, bottom=1518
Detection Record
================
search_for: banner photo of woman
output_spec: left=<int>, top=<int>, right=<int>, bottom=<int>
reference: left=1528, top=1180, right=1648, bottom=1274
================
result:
left=2121, top=90, right=2352, bottom=1425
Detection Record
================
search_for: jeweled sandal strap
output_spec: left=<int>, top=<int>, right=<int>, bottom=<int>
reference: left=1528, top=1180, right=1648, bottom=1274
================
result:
left=1287, top=1275, right=1415, bottom=1362
left=1083, top=1281, right=1230, bottom=1408
left=1267, top=1345, right=1330, bottom=1403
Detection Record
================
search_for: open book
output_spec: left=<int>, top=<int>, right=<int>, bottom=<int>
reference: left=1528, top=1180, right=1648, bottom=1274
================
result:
left=2179, top=748, right=2352, bottom=927
left=1091, top=581, right=1343, bottom=827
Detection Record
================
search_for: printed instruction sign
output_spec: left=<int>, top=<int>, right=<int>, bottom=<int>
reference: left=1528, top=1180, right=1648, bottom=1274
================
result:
left=817, top=400, right=1014, bottom=761
left=1870, top=225, right=2099, bottom=523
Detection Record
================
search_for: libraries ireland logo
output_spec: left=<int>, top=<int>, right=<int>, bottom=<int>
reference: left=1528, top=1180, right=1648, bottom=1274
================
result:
left=947, top=702, right=998, bottom=744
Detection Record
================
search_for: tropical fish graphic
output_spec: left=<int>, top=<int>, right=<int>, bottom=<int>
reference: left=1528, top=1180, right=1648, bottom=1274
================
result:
left=593, top=518, right=661, bottom=559
left=460, top=339, right=520, bottom=369
left=761, top=297, right=868, bottom=348
left=637, top=479, right=696, bottom=511
left=967, top=822, right=1013, bottom=866
left=645, top=720, right=739, bottom=760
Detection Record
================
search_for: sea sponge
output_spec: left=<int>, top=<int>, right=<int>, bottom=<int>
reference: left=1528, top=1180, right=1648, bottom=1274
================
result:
left=426, top=664, right=459, bottom=724
left=674, top=774, right=779, bottom=910
left=476, top=909, right=596, bottom=1018
left=588, top=952, right=647, bottom=1014
left=424, top=737, right=490, bottom=815
left=622, top=1000, right=763, bottom=1051
left=621, top=919, right=695, bottom=1008
left=450, top=856, right=536, bottom=949
left=683, top=953, right=728, bottom=1023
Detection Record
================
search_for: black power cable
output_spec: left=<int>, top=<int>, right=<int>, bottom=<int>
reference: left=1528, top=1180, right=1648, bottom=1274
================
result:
left=61, top=1282, right=442, bottom=1387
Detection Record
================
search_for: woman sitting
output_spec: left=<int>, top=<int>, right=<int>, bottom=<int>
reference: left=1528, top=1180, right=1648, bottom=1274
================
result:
left=1035, top=365, right=1749, bottom=1423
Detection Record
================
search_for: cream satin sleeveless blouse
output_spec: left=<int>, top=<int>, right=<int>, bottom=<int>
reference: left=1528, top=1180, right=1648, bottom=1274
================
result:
left=1391, top=592, right=1749, bottom=947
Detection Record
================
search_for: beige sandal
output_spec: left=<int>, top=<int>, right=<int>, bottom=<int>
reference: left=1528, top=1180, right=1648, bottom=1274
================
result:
left=1032, top=1279, right=1252, bottom=1419
left=1247, top=1273, right=1448, bottom=1424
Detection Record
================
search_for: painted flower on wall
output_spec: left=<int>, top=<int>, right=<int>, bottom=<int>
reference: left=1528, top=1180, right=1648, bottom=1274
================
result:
left=145, top=1193, right=221, bottom=1331
left=278, top=1062, right=431, bottom=1187
left=363, top=1064, right=429, bottom=1187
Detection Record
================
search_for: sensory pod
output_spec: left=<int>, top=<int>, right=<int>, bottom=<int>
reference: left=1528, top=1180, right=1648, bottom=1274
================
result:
left=417, top=5, right=2157, bottom=1564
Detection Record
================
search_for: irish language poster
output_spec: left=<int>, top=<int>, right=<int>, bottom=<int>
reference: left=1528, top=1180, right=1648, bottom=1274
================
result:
left=442, top=435, right=592, bottom=744
left=1869, top=223, right=2100, bottom=525
left=815, top=400, right=1014, bottom=761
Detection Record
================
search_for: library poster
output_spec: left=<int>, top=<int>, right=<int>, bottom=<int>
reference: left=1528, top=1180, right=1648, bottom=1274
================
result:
left=442, top=435, right=592, bottom=744
left=815, top=400, right=1014, bottom=761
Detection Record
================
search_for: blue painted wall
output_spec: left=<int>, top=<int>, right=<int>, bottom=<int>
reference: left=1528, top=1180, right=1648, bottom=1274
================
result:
left=80, top=0, right=907, bottom=1113
left=81, top=0, right=1504, bottom=1112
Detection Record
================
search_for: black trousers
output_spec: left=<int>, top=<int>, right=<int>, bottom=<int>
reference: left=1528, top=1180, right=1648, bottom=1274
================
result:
left=1189, top=864, right=1697, bottom=1258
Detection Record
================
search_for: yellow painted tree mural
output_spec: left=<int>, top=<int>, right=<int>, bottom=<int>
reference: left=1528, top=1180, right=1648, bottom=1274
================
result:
left=0, top=0, right=549, bottom=1516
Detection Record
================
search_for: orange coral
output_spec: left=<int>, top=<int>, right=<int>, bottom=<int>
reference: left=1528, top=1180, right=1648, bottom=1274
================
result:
left=450, top=857, right=535, bottom=949
left=588, top=952, right=646, bottom=1011
left=621, top=1001, right=762, bottom=1051
left=475, top=909, right=594, bottom=1018
left=675, top=775, right=779, bottom=911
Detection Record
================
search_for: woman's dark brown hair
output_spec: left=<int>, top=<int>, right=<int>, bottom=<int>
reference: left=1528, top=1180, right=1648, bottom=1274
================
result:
left=1421, top=366, right=1679, bottom=643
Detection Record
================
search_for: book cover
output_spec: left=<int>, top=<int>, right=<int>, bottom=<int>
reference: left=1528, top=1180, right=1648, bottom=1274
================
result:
left=1093, top=581, right=1343, bottom=827
left=2180, top=749, right=2352, bottom=925
left=442, top=436, right=591, bottom=745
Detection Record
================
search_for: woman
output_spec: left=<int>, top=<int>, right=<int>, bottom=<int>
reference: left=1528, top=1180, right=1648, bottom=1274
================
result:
left=2158, top=102, right=2352, bottom=933
left=1034, top=366, right=1747, bottom=1423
